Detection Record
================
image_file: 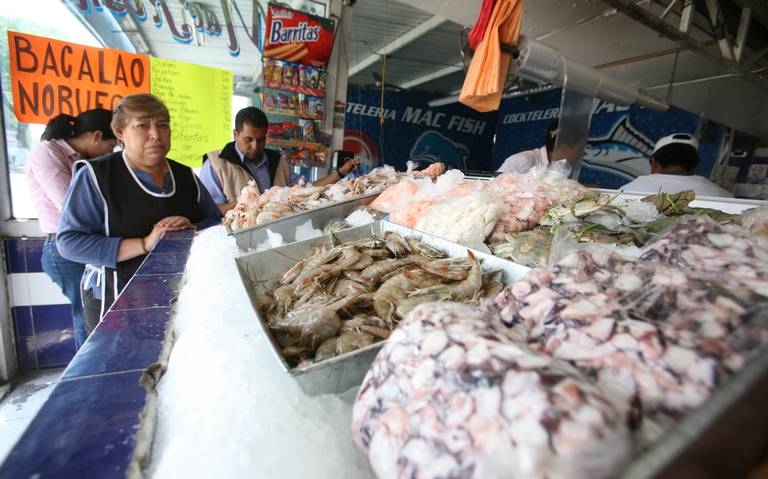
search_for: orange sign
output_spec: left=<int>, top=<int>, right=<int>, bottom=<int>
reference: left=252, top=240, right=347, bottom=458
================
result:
left=8, top=31, right=150, bottom=124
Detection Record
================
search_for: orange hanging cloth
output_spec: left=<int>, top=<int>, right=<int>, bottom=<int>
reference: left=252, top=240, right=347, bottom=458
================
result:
left=459, top=0, right=524, bottom=112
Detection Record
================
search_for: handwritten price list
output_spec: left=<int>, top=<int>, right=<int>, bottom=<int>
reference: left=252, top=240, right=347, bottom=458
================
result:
left=151, top=58, right=233, bottom=168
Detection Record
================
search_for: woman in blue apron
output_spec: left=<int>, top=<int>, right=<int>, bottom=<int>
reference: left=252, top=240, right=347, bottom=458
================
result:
left=57, top=93, right=221, bottom=333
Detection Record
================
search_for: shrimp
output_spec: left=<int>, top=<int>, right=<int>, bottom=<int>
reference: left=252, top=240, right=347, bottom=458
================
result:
left=336, top=331, right=375, bottom=355
left=253, top=293, right=276, bottom=316
left=347, top=252, right=374, bottom=271
left=292, top=264, right=342, bottom=291
left=385, top=231, right=412, bottom=257
left=333, top=279, right=370, bottom=297
left=374, top=269, right=440, bottom=319
left=350, top=238, right=387, bottom=250
left=373, top=272, right=414, bottom=318
left=280, top=259, right=306, bottom=285
left=334, top=247, right=362, bottom=269
left=395, top=293, right=443, bottom=319
left=481, top=270, right=504, bottom=299
left=342, top=270, right=378, bottom=289
left=407, top=239, right=446, bottom=259
left=291, top=248, right=342, bottom=286
left=314, top=337, right=339, bottom=362
left=407, top=255, right=470, bottom=281
left=360, top=258, right=411, bottom=282
left=272, top=293, right=361, bottom=351
left=411, top=251, right=482, bottom=302
left=273, top=284, right=296, bottom=316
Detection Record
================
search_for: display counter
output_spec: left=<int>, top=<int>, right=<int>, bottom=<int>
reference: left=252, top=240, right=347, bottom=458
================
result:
left=1, top=192, right=767, bottom=478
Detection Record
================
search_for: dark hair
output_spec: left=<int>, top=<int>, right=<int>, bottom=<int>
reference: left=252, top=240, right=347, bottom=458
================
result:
left=41, top=109, right=115, bottom=141
left=544, top=118, right=559, bottom=153
left=235, top=106, right=269, bottom=131
left=652, top=143, right=699, bottom=171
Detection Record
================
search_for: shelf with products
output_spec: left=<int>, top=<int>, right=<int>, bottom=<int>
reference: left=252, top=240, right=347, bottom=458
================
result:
left=267, top=138, right=329, bottom=152
left=262, top=58, right=327, bottom=97
left=259, top=88, right=326, bottom=121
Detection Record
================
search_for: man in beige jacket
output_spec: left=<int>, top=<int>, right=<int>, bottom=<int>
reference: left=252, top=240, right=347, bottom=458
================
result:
left=200, top=107, right=358, bottom=214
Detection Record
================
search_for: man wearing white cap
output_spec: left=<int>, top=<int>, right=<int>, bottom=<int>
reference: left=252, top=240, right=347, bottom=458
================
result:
left=622, top=133, right=733, bottom=198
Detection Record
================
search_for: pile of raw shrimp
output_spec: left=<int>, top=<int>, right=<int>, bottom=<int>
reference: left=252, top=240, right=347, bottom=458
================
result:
left=224, top=166, right=401, bottom=232
left=352, top=215, right=768, bottom=479
left=252, top=231, right=503, bottom=367
left=370, top=162, right=586, bottom=246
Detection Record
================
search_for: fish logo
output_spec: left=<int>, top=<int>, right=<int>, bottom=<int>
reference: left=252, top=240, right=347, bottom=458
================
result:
left=409, top=131, right=470, bottom=170
left=581, top=117, right=655, bottom=180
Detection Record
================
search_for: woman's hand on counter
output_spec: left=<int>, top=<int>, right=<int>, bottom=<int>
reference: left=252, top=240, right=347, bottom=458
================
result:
left=154, top=215, right=193, bottom=230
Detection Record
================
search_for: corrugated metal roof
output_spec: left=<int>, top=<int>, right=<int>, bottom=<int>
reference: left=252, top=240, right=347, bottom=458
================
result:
left=347, top=0, right=466, bottom=93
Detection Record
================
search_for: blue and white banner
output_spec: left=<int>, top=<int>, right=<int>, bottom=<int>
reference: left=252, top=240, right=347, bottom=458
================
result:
left=495, top=89, right=723, bottom=188
left=344, top=88, right=497, bottom=173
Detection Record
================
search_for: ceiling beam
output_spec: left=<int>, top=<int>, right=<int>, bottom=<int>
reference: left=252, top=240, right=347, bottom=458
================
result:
left=679, top=0, right=695, bottom=33
left=734, top=7, right=752, bottom=62
left=703, top=0, right=734, bottom=60
left=601, top=0, right=768, bottom=89
left=399, top=63, right=463, bottom=89
left=348, top=15, right=446, bottom=77
left=732, top=0, right=768, bottom=34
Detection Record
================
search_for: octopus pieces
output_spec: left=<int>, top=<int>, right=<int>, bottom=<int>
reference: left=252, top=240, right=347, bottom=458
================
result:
left=487, top=247, right=768, bottom=443
left=354, top=218, right=768, bottom=478
left=352, top=303, right=631, bottom=479
left=640, top=216, right=768, bottom=297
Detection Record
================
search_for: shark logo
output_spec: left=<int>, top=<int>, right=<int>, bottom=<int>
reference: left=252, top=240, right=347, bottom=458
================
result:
left=409, top=131, right=470, bottom=170
left=582, top=117, right=655, bottom=180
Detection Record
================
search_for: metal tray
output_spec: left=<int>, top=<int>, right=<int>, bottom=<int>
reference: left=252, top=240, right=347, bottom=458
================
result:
left=234, top=220, right=531, bottom=396
left=232, top=192, right=380, bottom=251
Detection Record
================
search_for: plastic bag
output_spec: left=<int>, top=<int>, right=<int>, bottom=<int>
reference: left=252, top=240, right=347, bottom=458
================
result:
left=414, top=192, right=504, bottom=246
left=389, top=197, right=440, bottom=228
left=740, top=203, right=768, bottom=237
left=486, top=248, right=768, bottom=444
left=412, top=162, right=446, bottom=177
left=490, top=228, right=552, bottom=268
left=353, top=303, right=632, bottom=479
left=369, top=178, right=421, bottom=213
left=640, top=215, right=768, bottom=297
left=486, top=165, right=587, bottom=242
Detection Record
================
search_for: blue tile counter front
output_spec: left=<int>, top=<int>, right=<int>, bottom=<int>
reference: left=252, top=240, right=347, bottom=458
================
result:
left=3, top=238, right=79, bottom=370
left=0, top=227, right=197, bottom=477
left=0, top=371, right=147, bottom=478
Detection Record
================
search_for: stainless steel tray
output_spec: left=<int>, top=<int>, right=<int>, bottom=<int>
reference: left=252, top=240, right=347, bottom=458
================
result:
left=235, top=220, right=531, bottom=396
left=232, top=192, right=380, bottom=251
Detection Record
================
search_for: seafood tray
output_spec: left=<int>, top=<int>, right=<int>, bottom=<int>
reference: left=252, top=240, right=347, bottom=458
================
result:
left=231, top=192, right=380, bottom=250
left=234, top=220, right=531, bottom=396
left=597, top=189, right=765, bottom=214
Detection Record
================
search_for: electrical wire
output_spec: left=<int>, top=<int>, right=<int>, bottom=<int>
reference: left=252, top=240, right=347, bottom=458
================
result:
left=665, top=44, right=681, bottom=103
left=377, top=0, right=390, bottom=164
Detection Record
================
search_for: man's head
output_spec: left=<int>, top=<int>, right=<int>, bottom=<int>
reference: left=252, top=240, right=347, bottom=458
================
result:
left=544, top=118, right=588, bottom=166
left=234, top=107, right=269, bottom=161
left=650, top=133, right=700, bottom=174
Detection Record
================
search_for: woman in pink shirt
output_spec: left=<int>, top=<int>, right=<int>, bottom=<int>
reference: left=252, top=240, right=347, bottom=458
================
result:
left=26, top=109, right=117, bottom=348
